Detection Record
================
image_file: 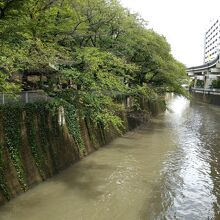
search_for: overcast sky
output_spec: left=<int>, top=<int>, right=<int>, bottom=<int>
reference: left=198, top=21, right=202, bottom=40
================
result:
left=120, top=0, right=220, bottom=67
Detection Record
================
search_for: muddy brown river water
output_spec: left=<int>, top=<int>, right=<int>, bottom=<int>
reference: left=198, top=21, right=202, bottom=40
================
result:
left=1, top=96, right=220, bottom=220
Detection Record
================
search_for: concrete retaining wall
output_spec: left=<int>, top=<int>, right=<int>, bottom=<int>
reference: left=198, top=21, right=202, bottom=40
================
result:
left=0, top=100, right=165, bottom=206
left=192, top=92, right=220, bottom=105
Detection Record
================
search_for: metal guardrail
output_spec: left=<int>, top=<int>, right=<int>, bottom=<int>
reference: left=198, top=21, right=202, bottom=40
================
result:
left=191, top=87, right=220, bottom=95
left=0, top=91, right=50, bottom=104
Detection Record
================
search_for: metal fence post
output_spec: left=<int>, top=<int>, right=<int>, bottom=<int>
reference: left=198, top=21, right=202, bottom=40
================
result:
left=25, top=92, right=28, bottom=103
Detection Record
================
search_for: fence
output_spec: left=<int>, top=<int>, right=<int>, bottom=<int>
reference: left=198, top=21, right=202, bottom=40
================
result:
left=191, top=87, right=220, bottom=95
left=0, top=91, right=50, bottom=104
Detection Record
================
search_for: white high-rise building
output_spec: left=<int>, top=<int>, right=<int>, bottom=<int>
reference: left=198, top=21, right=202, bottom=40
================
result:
left=204, top=18, right=220, bottom=63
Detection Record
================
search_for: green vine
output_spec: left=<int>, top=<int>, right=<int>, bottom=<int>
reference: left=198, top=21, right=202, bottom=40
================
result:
left=32, top=103, right=59, bottom=176
left=2, top=104, right=27, bottom=191
left=48, top=112, right=59, bottom=172
left=25, top=103, right=46, bottom=179
left=63, top=103, right=86, bottom=157
left=0, top=144, right=10, bottom=200
left=36, top=103, right=49, bottom=155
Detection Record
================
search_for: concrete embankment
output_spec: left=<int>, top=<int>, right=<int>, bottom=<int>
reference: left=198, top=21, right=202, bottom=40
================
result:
left=191, top=92, right=220, bottom=105
left=0, top=99, right=165, bottom=206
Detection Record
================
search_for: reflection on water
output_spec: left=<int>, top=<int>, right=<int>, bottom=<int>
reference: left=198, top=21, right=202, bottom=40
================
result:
left=1, top=96, right=220, bottom=220
left=168, top=95, right=190, bottom=116
left=151, top=96, right=220, bottom=220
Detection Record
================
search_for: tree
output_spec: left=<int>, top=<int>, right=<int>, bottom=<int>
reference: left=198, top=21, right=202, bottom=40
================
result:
left=56, top=47, right=137, bottom=128
left=0, top=0, right=188, bottom=128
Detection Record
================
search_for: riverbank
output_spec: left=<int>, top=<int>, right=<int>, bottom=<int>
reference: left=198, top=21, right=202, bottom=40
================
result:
left=191, top=91, right=220, bottom=105
left=3, top=96, right=220, bottom=219
left=0, top=98, right=166, bottom=206
left=0, top=116, right=174, bottom=220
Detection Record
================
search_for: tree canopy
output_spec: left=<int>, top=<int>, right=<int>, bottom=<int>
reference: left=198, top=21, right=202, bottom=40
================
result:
left=0, top=0, right=188, bottom=128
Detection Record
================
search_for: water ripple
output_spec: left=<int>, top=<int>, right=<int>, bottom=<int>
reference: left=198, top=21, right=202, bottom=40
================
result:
left=151, top=97, right=220, bottom=219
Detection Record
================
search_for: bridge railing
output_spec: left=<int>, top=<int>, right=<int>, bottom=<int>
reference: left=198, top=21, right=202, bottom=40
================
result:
left=0, top=90, right=50, bottom=105
left=191, top=87, right=220, bottom=95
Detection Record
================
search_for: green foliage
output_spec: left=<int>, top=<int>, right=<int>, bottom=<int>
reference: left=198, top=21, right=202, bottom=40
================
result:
left=49, top=110, right=60, bottom=172
left=57, top=47, right=133, bottom=130
left=196, top=80, right=204, bottom=88
left=189, top=79, right=195, bottom=88
left=0, top=70, right=20, bottom=93
left=62, top=102, right=85, bottom=157
left=38, top=104, right=50, bottom=155
left=0, top=0, right=188, bottom=128
left=211, top=79, right=220, bottom=89
left=0, top=0, right=188, bottom=197
left=0, top=144, right=11, bottom=200
left=25, top=102, right=60, bottom=176
left=1, top=105, right=27, bottom=191
left=48, top=98, right=86, bottom=156
left=25, top=103, right=46, bottom=179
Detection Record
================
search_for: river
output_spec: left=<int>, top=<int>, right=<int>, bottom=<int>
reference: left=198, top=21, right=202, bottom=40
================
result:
left=1, top=95, right=220, bottom=220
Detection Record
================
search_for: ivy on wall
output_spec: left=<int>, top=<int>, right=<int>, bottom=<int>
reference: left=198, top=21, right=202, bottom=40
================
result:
left=48, top=111, right=59, bottom=172
left=0, top=144, right=10, bottom=200
left=38, top=104, right=53, bottom=172
left=63, top=103, right=86, bottom=157
left=0, top=97, right=155, bottom=204
left=2, top=105, right=27, bottom=191
left=25, top=103, right=46, bottom=179
left=0, top=100, right=91, bottom=201
left=0, top=100, right=109, bottom=203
